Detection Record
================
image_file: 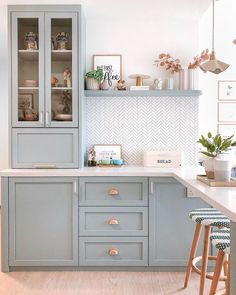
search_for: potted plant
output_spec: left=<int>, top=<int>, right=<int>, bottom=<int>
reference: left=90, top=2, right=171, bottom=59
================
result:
left=198, top=132, right=236, bottom=179
left=85, top=68, right=104, bottom=90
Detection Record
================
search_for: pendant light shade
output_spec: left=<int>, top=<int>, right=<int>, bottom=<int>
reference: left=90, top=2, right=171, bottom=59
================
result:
left=200, top=0, right=229, bottom=74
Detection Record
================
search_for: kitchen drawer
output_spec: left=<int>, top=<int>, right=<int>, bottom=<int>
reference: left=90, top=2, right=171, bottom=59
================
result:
left=79, top=237, right=148, bottom=266
left=79, top=207, right=148, bottom=236
left=12, top=128, right=78, bottom=168
left=79, top=177, right=148, bottom=206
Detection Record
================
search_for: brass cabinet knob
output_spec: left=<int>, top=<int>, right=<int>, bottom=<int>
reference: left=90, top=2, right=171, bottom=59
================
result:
left=108, top=187, right=119, bottom=196
left=108, top=249, right=119, bottom=256
left=108, top=218, right=119, bottom=225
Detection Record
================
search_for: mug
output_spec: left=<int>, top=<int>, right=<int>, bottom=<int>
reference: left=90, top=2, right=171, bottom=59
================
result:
left=111, top=159, right=124, bottom=165
left=99, top=159, right=111, bottom=165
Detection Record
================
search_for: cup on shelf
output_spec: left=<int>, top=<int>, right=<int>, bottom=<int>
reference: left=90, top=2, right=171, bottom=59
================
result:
left=111, top=159, right=124, bottom=165
left=99, top=159, right=111, bottom=165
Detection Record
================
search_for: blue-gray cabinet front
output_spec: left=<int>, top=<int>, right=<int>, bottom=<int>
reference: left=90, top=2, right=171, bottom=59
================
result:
left=9, top=177, right=78, bottom=266
left=149, top=177, right=210, bottom=267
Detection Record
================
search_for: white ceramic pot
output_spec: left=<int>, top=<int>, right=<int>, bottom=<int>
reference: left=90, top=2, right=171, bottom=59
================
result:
left=203, top=158, right=214, bottom=179
left=214, top=159, right=232, bottom=182
left=178, top=69, right=187, bottom=90
left=187, top=69, right=198, bottom=90
left=86, top=77, right=100, bottom=90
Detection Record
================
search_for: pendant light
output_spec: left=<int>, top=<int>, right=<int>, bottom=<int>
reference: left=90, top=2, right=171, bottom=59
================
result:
left=200, top=0, right=229, bottom=74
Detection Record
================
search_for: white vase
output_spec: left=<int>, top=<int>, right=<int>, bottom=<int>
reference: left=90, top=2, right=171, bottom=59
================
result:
left=214, top=159, right=232, bottom=181
left=178, top=69, right=187, bottom=90
left=203, top=158, right=215, bottom=179
left=86, top=77, right=100, bottom=90
left=187, top=69, right=198, bottom=90
left=165, top=78, right=174, bottom=90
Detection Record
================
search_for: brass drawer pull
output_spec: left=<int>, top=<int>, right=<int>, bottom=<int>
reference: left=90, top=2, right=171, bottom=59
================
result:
left=108, top=187, right=119, bottom=196
left=33, top=164, right=56, bottom=169
left=108, top=218, right=119, bottom=225
left=108, top=249, right=119, bottom=256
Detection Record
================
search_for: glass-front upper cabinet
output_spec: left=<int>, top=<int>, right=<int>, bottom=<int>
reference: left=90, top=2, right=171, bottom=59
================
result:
left=45, top=13, right=78, bottom=127
left=11, top=12, right=44, bottom=127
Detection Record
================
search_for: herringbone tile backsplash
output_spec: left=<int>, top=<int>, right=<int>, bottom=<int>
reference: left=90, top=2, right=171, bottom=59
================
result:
left=86, top=96, right=199, bottom=165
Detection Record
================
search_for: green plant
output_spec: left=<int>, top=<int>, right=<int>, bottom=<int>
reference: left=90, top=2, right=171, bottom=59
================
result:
left=197, top=132, right=236, bottom=158
left=86, top=68, right=104, bottom=82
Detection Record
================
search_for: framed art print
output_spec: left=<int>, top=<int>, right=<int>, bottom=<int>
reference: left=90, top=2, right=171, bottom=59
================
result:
left=93, top=54, right=122, bottom=87
left=218, top=80, right=236, bottom=101
left=93, top=144, right=122, bottom=161
left=218, top=124, right=236, bottom=138
left=218, top=102, right=236, bottom=123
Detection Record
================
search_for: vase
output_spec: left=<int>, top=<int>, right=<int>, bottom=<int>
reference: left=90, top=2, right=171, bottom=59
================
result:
left=214, top=159, right=232, bottom=181
left=188, top=69, right=198, bottom=90
left=100, top=79, right=109, bottom=90
left=86, top=77, right=100, bottom=90
left=178, top=69, right=187, bottom=90
left=165, top=78, right=174, bottom=90
left=203, top=158, right=215, bottom=179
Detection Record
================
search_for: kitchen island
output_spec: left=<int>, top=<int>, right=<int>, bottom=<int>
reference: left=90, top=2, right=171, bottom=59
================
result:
left=1, top=165, right=236, bottom=294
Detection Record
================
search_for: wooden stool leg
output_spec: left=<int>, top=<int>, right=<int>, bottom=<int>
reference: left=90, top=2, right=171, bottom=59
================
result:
left=184, top=223, right=202, bottom=288
left=224, top=254, right=229, bottom=290
left=199, top=225, right=211, bottom=295
left=209, top=251, right=225, bottom=295
left=226, top=255, right=230, bottom=295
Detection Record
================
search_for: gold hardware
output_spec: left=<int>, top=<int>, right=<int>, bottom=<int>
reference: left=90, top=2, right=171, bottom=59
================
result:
left=108, top=187, right=119, bottom=196
left=108, top=218, right=119, bottom=225
left=108, top=249, right=119, bottom=256
left=33, top=164, right=56, bottom=169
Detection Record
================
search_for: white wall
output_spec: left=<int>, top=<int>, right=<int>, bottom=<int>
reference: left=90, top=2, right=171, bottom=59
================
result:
left=199, top=0, right=236, bottom=136
left=0, top=0, right=218, bottom=176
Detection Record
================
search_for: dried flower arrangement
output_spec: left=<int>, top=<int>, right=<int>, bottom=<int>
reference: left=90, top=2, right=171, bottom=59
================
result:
left=154, top=53, right=182, bottom=73
left=188, top=49, right=210, bottom=70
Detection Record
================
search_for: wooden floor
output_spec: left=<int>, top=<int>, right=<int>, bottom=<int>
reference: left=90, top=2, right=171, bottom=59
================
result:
left=0, top=212, right=225, bottom=295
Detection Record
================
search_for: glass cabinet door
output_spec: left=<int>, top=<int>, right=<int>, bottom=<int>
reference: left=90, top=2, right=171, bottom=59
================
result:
left=45, top=13, right=78, bottom=127
left=11, top=12, right=44, bottom=127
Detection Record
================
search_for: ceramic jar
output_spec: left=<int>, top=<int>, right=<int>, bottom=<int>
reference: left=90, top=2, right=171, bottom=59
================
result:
left=214, top=159, right=232, bottom=182
left=203, top=158, right=215, bottom=179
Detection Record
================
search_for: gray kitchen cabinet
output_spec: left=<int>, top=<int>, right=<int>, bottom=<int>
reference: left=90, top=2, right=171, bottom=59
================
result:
left=149, top=177, right=210, bottom=266
left=12, top=128, right=79, bottom=168
left=8, top=177, right=78, bottom=266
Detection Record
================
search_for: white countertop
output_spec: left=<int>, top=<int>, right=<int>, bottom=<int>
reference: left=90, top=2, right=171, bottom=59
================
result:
left=2, top=165, right=236, bottom=223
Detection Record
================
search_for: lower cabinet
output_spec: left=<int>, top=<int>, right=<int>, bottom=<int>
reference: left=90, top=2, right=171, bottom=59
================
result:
left=149, top=177, right=210, bottom=266
left=9, top=177, right=78, bottom=266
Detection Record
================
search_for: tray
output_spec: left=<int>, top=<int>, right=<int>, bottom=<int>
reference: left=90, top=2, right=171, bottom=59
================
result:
left=98, top=164, right=123, bottom=168
left=197, top=175, right=236, bottom=187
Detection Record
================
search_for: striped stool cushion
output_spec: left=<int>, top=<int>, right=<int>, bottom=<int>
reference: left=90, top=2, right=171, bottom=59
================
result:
left=210, top=229, right=230, bottom=254
left=189, top=208, right=230, bottom=228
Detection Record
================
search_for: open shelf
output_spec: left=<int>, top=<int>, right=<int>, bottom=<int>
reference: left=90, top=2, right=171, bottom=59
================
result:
left=51, top=87, right=72, bottom=90
left=18, top=87, right=39, bottom=90
left=84, top=90, right=203, bottom=97
left=18, top=50, right=39, bottom=61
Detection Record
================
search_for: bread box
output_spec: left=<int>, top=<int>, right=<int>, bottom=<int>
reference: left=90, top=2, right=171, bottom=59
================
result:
left=143, top=151, right=183, bottom=168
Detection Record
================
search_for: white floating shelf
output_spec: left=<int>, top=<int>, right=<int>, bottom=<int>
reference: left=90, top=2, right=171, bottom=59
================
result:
left=84, top=90, right=203, bottom=97
left=18, top=87, right=39, bottom=90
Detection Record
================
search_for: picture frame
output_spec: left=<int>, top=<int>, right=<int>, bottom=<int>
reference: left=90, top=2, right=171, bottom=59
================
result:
left=18, top=93, right=34, bottom=110
left=218, top=80, right=236, bottom=101
left=93, top=144, right=122, bottom=161
left=218, top=124, right=236, bottom=138
left=93, top=54, right=122, bottom=87
left=218, top=102, right=236, bottom=123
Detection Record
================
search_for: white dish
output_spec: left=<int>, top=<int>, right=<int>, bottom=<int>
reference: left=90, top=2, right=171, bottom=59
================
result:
left=54, top=114, right=72, bottom=121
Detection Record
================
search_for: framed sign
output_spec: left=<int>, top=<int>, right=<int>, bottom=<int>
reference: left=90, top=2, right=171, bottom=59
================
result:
left=93, top=54, right=122, bottom=87
left=218, top=102, right=236, bottom=123
left=218, top=124, right=236, bottom=138
left=93, top=144, right=122, bottom=161
left=218, top=80, right=236, bottom=101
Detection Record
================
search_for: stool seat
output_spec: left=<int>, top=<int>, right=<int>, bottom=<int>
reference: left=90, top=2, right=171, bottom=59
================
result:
left=189, top=208, right=230, bottom=228
left=210, top=229, right=230, bottom=254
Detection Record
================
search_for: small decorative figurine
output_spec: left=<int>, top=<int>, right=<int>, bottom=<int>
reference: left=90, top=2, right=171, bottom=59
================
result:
left=63, top=68, right=72, bottom=88
left=51, top=76, right=59, bottom=87
left=88, top=149, right=97, bottom=167
left=153, top=78, right=163, bottom=90
left=56, top=32, right=69, bottom=50
left=25, top=32, right=38, bottom=50
left=115, top=80, right=126, bottom=90
left=61, top=90, right=72, bottom=114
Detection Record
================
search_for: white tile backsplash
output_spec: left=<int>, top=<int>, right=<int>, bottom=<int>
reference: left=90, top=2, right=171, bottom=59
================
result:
left=86, top=96, right=199, bottom=165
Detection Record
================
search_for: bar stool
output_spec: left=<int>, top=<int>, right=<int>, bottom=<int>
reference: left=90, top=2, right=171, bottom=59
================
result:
left=184, top=208, right=230, bottom=295
left=209, top=229, right=230, bottom=295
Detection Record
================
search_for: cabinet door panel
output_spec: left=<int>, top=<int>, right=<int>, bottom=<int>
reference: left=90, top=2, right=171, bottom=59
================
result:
left=149, top=177, right=210, bottom=266
left=9, top=177, right=78, bottom=266
left=45, top=12, right=78, bottom=127
left=11, top=12, right=45, bottom=127
left=12, top=128, right=78, bottom=168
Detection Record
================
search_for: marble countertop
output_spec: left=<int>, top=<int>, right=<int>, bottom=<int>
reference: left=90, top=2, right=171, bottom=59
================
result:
left=2, top=165, right=236, bottom=222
